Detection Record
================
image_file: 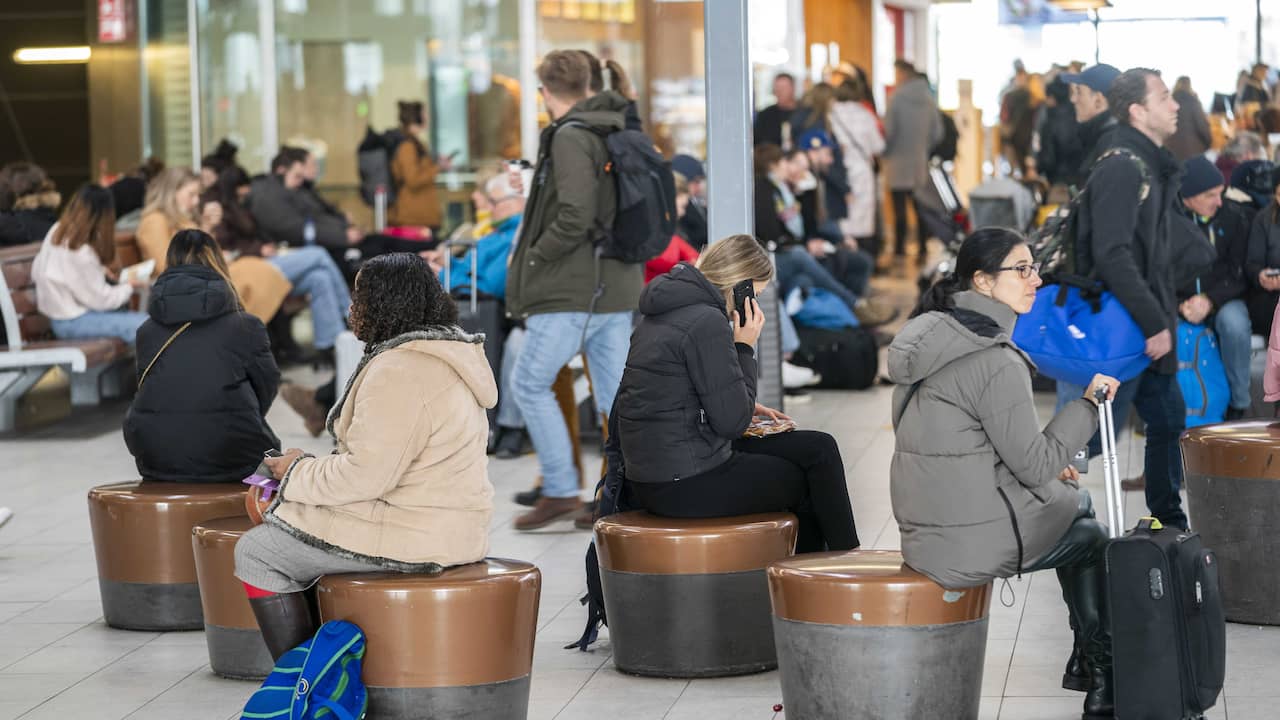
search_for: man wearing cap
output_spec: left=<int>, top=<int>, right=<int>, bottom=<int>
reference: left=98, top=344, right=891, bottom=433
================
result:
left=883, top=59, right=943, bottom=260
left=1061, top=63, right=1122, bottom=186
left=1175, top=155, right=1254, bottom=420
left=671, top=154, right=708, bottom=250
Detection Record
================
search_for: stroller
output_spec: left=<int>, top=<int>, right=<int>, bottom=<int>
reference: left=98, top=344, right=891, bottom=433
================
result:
left=915, top=159, right=970, bottom=296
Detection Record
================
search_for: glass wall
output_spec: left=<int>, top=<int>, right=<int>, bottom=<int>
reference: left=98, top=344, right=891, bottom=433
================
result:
left=144, top=0, right=196, bottom=167
left=197, top=0, right=267, bottom=172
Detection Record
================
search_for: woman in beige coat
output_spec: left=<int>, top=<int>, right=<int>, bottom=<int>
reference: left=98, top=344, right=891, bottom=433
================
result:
left=234, top=253, right=497, bottom=660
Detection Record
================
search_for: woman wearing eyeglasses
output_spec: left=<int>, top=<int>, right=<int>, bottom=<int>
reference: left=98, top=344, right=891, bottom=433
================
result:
left=888, top=227, right=1121, bottom=720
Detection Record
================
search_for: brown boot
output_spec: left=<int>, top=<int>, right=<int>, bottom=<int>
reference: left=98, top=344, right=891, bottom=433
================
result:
left=1120, top=474, right=1145, bottom=492
left=280, top=382, right=326, bottom=438
left=514, top=497, right=582, bottom=531
left=572, top=501, right=599, bottom=531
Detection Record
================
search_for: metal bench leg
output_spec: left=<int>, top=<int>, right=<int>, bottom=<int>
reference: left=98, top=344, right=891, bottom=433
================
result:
left=0, top=368, right=48, bottom=433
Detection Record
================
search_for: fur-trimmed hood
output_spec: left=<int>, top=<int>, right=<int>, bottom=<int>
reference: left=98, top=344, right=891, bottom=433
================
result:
left=12, top=191, right=61, bottom=211
left=329, top=326, right=497, bottom=436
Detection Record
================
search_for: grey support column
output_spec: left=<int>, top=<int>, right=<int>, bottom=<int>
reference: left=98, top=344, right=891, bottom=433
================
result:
left=703, top=0, right=783, bottom=410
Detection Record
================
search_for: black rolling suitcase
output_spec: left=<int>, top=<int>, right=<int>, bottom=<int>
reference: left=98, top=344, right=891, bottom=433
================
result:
left=443, top=236, right=506, bottom=379
left=1094, top=388, right=1226, bottom=720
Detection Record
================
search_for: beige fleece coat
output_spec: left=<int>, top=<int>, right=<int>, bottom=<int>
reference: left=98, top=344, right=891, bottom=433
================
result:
left=266, top=327, right=497, bottom=572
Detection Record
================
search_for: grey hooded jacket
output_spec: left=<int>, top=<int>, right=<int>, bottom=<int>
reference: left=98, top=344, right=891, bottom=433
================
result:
left=888, top=291, right=1097, bottom=589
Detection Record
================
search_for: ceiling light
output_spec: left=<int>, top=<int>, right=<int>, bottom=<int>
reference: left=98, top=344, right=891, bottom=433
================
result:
left=13, top=46, right=92, bottom=64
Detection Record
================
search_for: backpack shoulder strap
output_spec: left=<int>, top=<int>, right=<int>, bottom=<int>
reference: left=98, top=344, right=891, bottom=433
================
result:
left=1092, top=147, right=1151, bottom=204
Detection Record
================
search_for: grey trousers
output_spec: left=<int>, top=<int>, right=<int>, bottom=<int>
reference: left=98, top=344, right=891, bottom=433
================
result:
left=234, top=522, right=386, bottom=593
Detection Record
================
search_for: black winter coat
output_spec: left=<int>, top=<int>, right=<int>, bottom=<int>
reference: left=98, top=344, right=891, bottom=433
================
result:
left=1245, top=203, right=1280, bottom=336
left=1172, top=200, right=1251, bottom=307
left=615, top=263, right=758, bottom=484
left=0, top=207, right=56, bottom=247
left=124, top=264, right=281, bottom=483
left=1081, top=125, right=1182, bottom=374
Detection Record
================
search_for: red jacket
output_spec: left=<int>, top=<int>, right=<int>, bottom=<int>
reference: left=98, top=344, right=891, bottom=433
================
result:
left=645, top=236, right=700, bottom=284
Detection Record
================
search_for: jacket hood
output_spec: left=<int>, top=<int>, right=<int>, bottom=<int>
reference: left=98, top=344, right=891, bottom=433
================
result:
left=888, top=291, right=1025, bottom=388
left=638, top=262, right=726, bottom=318
left=148, top=264, right=239, bottom=325
left=12, top=191, right=61, bottom=211
left=562, top=91, right=627, bottom=132
left=330, top=326, right=498, bottom=436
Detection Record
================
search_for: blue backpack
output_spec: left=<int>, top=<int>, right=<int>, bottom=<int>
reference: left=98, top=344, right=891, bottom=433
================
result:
left=1177, top=321, right=1230, bottom=427
left=793, top=288, right=860, bottom=330
left=241, top=621, right=368, bottom=720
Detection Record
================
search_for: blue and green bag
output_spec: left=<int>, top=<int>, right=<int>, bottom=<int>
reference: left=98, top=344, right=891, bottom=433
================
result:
left=241, top=620, right=368, bottom=720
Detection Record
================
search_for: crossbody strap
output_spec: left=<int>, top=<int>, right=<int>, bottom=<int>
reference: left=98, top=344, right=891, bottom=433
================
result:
left=138, top=322, right=192, bottom=388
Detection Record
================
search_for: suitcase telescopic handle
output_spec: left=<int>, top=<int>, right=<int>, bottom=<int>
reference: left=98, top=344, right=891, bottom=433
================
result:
left=1094, top=384, right=1124, bottom=539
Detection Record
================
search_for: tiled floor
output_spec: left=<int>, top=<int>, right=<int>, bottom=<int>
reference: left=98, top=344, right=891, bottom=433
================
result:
left=3, top=269, right=1278, bottom=718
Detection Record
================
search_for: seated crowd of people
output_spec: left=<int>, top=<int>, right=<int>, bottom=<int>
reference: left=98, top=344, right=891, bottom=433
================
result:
left=8, top=53, right=1280, bottom=720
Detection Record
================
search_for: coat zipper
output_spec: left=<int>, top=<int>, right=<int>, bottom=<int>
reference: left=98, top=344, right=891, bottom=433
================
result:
left=995, top=487, right=1025, bottom=579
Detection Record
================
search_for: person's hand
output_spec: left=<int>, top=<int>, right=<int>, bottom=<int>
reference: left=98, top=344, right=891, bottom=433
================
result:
left=438, top=154, right=453, bottom=171
left=419, top=249, right=444, bottom=272
left=806, top=239, right=828, bottom=258
left=1058, top=465, right=1080, bottom=485
left=508, top=165, right=525, bottom=196
left=1261, top=270, right=1280, bottom=292
left=754, top=403, right=792, bottom=423
left=843, top=237, right=859, bottom=252
left=127, top=276, right=149, bottom=290
left=264, top=449, right=305, bottom=481
left=732, top=297, right=765, bottom=346
left=1084, top=374, right=1121, bottom=405
left=346, top=226, right=363, bottom=246
left=1179, top=294, right=1212, bottom=325
left=260, top=242, right=278, bottom=258
left=1144, top=328, right=1173, bottom=361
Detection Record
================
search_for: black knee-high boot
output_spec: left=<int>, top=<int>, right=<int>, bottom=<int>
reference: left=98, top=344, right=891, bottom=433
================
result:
left=249, top=591, right=318, bottom=661
left=1060, top=561, right=1113, bottom=719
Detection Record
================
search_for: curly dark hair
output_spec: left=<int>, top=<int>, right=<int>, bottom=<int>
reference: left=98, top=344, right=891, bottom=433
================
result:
left=349, top=253, right=458, bottom=344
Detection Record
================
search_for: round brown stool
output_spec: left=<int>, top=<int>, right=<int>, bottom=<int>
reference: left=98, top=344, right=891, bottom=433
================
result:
left=1182, top=421, right=1280, bottom=624
left=317, top=559, right=540, bottom=720
left=88, top=481, right=247, bottom=631
left=768, top=550, right=992, bottom=720
left=192, top=516, right=274, bottom=680
left=594, top=511, right=798, bottom=678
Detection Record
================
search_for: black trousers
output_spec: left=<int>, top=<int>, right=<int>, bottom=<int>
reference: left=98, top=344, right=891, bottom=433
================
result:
left=891, top=189, right=926, bottom=256
left=628, top=431, right=860, bottom=553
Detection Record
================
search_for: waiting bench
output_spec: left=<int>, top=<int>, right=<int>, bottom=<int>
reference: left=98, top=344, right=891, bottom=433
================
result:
left=0, top=237, right=140, bottom=431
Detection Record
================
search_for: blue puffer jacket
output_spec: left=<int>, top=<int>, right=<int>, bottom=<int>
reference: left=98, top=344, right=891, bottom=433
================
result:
left=443, top=213, right=521, bottom=299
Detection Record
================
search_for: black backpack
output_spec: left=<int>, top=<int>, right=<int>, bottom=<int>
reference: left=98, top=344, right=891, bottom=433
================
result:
left=931, top=111, right=959, bottom=163
left=356, top=127, right=405, bottom=207
left=791, top=325, right=879, bottom=390
left=555, top=120, right=677, bottom=264
left=566, top=401, right=630, bottom=652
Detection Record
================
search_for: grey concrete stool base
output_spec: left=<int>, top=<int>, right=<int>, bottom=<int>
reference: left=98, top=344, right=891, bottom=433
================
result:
left=193, top=516, right=273, bottom=680
left=318, top=560, right=541, bottom=720
left=768, top=550, right=992, bottom=720
left=774, top=616, right=988, bottom=719
left=99, top=579, right=203, bottom=631
left=89, top=481, right=247, bottom=633
left=206, top=625, right=275, bottom=680
left=594, top=512, right=798, bottom=679
left=602, top=569, right=776, bottom=677
left=1183, top=422, right=1280, bottom=625
left=366, top=676, right=530, bottom=720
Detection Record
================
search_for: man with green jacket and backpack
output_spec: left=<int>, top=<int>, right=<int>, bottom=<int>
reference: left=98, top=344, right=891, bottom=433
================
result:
left=509, top=50, right=643, bottom=531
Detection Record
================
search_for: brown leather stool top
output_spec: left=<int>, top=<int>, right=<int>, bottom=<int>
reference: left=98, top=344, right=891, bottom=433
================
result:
left=768, top=550, right=992, bottom=626
left=192, top=516, right=258, bottom=630
left=1182, top=421, right=1280, bottom=479
left=89, top=481, right=248, bottom=585
left=595, top=511, right=798, bottom=575
left=317, top=559, right=541, bottom=689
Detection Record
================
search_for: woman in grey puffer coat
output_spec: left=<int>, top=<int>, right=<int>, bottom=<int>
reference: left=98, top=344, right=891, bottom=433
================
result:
left=889, top=228, right=1120, bottom=720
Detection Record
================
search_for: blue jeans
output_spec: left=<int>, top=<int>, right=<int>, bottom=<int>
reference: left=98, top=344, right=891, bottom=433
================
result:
left=774, top=247, right=860, bottom=310
left=1056, top=369, right=1188, bottom=530
left=1214, top=299, right=1253, bottom=410
left=50, top=310, right=148, bottom=344
left=779, top=306, right=800, bottom=355
left=513, top=312, right=631, bottom=499
left=270, top=247, right=351, bottom=350
left=820, top=247, right=874, bottom=298
left=497, top=327, right=525, bottom=429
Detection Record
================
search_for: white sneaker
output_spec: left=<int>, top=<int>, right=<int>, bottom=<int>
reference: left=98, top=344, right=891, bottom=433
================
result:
left=0, top=507, right=12, bottom=530
left=782, top=362, right=821, bottom=389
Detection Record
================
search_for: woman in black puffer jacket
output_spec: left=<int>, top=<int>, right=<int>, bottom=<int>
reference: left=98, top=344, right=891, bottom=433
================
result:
left=124, top=229, right=281, bottom=482
left=614, top=233, right=859, bottom=552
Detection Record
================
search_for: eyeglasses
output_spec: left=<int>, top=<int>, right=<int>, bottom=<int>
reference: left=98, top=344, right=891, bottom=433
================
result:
left=996, top=262, right=1041, bottom=279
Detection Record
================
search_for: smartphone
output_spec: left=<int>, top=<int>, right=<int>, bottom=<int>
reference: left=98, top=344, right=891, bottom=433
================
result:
left=264, top=449, right=283, bottom=459
left=1265, top=269, right=1280, bottom=278
left=732, top=280, right=756, bottom=327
